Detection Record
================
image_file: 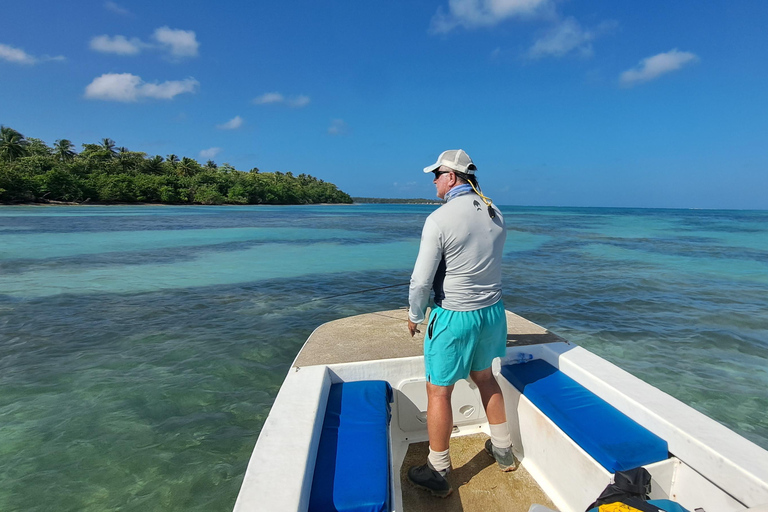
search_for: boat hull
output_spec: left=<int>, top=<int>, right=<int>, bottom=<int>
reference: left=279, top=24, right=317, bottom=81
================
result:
left=233, top=309, right=768, bottom=512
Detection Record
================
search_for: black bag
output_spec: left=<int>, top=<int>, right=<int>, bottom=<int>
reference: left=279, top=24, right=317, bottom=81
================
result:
left=586, top=467, right=662, bottom=512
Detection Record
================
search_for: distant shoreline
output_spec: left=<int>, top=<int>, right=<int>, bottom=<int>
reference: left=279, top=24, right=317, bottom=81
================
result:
left=1, top=198, right=444, bottom=207
left=0, top=200, right=352, bottom=207
left=3, top=201, right=761, bottom=212
left=351, top=197, right=442, bottom=205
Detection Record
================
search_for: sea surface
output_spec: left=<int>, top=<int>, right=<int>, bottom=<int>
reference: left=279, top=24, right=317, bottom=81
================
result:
left=1, top=204, right=766, bottom=511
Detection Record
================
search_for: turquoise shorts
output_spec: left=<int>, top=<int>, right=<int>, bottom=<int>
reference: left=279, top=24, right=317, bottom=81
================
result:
left=423, top=301, right=507, bottom=386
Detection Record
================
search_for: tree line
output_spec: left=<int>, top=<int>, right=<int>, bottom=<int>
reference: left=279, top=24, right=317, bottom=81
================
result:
left=0, top=126, right=353, bottom=205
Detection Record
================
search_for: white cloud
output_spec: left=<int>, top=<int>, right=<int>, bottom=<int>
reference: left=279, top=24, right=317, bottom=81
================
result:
left=528, top=18, right=594, bottom=59
left=217, top=116, right=244, bottom=130
left=84, top=73, right=199, bottom=102
left=199, top=147, right=222, bottom=160
left=252, top=92, right=284, bottom=105
left=140, top=79, right=199, bottom=99
left=430, top=0, right=553, bottom=33
left=287, top=95, right=310, bottom=108
left=104, top=1, right=132, bottom=17
left=87, top=27, right=198, bottom=59
left=328, top=119, right=347, bottom=136
left=620, top=49, right=698, bottom=87
left=0, top=44, right=36, bottom=64
left=252, top=92, right=310, bottom=108
left=153, top=27, right=199, bottom=58
left=90, top=35, right=144, bottom=55
left=0, top=43, right=64, bottom=64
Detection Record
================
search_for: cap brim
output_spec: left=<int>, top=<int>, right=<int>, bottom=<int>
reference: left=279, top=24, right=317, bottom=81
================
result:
left=423, top=162, right=442, bottom=173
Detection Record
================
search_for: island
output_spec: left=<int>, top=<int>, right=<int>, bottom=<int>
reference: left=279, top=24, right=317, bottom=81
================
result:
left=0, top=126, right=353, bottom=205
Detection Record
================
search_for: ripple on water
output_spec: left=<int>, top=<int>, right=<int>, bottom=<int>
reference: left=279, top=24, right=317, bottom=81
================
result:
left=0, top=205, right=766, bottom=511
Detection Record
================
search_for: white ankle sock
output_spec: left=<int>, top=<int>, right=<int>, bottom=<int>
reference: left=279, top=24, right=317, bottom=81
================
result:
left=489, top=422, right=512, bottom=450
left=427, top=447, right=451, bottom=473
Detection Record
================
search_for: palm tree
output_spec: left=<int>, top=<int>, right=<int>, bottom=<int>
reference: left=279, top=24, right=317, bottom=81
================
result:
left=26, top=137, right=52, bottom=157
left=117, top=147, right=132, bottom=172
left=0, top=125, right=29, bottom=162
left=142, top=155, right=164, bottom=175
left=177, top=157, right=198, bottom=177
left=53, top=139, right=76, bottom=162
left=100, top=138, right=117, bottom=158
left=166, top=154, right=179, bottom=166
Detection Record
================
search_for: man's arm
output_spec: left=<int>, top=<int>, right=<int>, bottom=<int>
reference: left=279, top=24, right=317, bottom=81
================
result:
left=408, top=218, right=443, bottom=331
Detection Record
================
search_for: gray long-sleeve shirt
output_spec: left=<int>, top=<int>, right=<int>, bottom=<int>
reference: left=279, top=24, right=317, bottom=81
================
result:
left=408, top=191, right=506, bottom=324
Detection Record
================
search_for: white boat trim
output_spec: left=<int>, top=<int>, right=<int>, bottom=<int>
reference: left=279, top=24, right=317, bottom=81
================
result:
left=233, top=309, right=768, bottom=512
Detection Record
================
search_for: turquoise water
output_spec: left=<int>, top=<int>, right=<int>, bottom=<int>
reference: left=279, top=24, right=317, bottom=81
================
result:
left=1, top=204, right=766, bottom=511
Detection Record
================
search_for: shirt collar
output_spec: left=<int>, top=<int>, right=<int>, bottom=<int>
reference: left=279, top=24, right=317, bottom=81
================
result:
left=445, top=183, right=474, bottom=202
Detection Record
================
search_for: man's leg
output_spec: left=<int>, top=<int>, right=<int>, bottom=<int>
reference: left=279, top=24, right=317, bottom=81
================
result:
left=407, top=381, right=455, bottom=497
left=470, top=367, right=505, bottom=424
left=408, top=306, right=461, bottom=496
left=470, top=366, right=519, bottom=471
left=426, top=381, right=454, bottom=452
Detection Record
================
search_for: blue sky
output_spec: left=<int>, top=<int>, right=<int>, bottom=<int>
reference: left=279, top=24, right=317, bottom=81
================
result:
left=1, top=1, right=767, bottom=209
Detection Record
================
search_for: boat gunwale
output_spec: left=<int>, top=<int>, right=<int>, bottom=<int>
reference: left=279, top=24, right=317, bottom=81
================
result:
left=234, top=309, right=768, bottom=511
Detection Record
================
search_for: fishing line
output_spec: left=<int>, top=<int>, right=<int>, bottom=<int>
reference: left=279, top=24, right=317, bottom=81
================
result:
left=310, top=282, right=409, bottom=302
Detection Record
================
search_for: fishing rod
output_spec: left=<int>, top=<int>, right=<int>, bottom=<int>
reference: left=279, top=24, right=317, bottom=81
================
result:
left=310, top=282, right=409, bottom=302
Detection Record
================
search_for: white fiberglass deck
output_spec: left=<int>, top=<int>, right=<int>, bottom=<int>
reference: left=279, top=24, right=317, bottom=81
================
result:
left=234, top=309, right=768, bottom=512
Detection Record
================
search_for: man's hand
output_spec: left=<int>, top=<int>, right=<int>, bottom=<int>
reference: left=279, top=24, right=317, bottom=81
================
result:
left=408, top=319, right=421, bottom=337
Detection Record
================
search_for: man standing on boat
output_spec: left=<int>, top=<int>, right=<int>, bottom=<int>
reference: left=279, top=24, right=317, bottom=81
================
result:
left=407, top=149, right=517, bottom=498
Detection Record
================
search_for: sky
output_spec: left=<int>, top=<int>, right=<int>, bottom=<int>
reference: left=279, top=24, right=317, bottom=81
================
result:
left=1, top=0, right=767, bottom=209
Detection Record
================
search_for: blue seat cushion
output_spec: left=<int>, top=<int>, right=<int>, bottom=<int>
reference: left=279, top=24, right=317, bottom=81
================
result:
left=309, top=380, right=393, bottom=512
left=501, top=359, right=668, bottom=472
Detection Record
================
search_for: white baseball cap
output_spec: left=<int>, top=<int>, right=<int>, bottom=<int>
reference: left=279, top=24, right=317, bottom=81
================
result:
left=423, top=149, right=476, bottom=175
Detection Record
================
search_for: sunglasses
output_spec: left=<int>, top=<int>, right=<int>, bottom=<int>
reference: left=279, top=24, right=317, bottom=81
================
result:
left=433, top=170, right=452, bottom=178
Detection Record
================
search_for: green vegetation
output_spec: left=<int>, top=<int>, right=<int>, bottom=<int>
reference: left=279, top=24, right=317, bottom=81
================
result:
left=0, top=126, right=353, bottom=205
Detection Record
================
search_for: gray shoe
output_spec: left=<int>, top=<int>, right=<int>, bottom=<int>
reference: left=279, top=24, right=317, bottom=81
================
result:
left=407, top=463, right=452, bottom=498
left=485, top=439, right=519, bottom=472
